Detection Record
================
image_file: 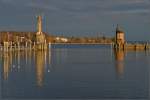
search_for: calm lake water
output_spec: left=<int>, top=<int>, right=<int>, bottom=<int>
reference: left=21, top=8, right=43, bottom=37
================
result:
left=0, top=44, right=150, bottom=99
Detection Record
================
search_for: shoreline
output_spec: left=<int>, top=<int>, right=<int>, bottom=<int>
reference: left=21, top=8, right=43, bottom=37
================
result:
left=49, top=43, right=113, bottom=45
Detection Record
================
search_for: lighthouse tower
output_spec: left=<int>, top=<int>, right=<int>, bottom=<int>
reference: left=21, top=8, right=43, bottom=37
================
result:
left=115, top=25, right=125, bottom=50
left=37, top=16, right=42, bottom=35
left=35, top=15, right=47, bottom=50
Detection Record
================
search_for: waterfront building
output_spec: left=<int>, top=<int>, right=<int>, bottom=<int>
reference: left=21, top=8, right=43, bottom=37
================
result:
left=114, top=25, right=150, bottom=51
left=115, top=25, right=125, bottom=50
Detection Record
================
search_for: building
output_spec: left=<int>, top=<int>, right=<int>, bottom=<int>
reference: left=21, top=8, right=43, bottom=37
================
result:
left=115, top=25, right=125, bottom=50
left=35, top=16, right=47, bottom=50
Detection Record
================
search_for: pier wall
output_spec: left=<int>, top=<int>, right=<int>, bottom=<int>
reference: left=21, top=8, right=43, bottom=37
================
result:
left=126, top=44, right=150, bottom=51
left=0, top=42, right=150, bottom=51
left=114, top=43, right=150, bottom=51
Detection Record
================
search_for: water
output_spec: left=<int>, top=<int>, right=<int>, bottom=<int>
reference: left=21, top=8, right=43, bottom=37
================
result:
left=0, top=44, right=150, bottom=99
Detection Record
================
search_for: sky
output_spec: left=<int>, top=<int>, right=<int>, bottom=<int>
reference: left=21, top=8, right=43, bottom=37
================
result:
left=0, top=0, right=150, bottom=41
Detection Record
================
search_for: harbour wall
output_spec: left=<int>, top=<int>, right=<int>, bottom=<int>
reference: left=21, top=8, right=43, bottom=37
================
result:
left=0, top=42, right=150, bottom=51
left=114, top=43, right=150, bottom=51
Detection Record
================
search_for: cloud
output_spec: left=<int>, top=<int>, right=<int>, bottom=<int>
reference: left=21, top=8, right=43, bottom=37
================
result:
left=0, top=0, right=16, bottom=5
left=1, top=0, right=150, bottom=15
left=53, top=0, right=150, bottom=15
left=109, top=9, right=150, bottom=15
left=0, top=0, right=150, bottom=40
left=27, top=2, right=60, bottom=11
left=1, top=0, right=12, bottom=3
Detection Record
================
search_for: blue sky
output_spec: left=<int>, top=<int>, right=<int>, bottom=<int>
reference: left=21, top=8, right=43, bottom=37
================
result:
left=0, top=0, right=150, bottom=41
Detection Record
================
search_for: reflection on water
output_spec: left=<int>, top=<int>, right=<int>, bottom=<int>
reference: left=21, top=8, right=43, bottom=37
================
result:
left=114, top=50, right=125, bottom=79
left=3, top=52, right=12, bottom=80
left=35, top=51, right=45, bottom=87
left=0, top=45, right=149, bottom=99
left=1, top=49, right=52, bottom=87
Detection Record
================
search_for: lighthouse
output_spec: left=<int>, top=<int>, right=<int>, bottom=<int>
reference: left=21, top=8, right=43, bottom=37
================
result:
left=37, top=16, right=42, bottom=35
left=35, top=15, right=47, bottom=50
